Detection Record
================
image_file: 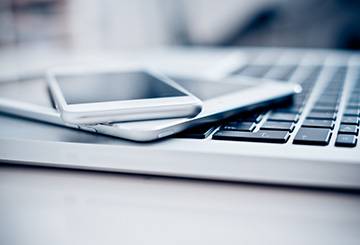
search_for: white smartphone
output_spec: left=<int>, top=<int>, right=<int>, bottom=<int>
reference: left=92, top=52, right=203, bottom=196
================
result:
left=46, top=67, right=202, bottom=125
left=0, top=75, right=300, bottom=142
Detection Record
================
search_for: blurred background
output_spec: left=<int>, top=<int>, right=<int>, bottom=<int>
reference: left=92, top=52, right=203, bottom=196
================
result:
left=1, top=0, right=360, bottom=54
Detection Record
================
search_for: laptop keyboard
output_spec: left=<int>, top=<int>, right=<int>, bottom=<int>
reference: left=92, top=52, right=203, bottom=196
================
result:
left=175, top=58, right=360, bottom=148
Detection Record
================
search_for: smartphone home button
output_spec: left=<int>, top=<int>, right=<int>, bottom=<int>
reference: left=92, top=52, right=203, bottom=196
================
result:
left=158, top=130, right=175, bottom=138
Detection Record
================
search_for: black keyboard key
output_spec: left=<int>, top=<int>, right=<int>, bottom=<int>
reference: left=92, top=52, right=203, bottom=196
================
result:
left=347, top=102, right=359, bottom=108
left=318, top=95, right=339, bottom=101
left=307, top=111, right=336, bottom=120
left=213, top=130, right=289, bottom=143
left=315, top=100, right=339, bottom=106
left=293, top=127, right=332, bottom=145
left=343, top=108, right=359, bottom=116
left=275, top=105, right=303, bottom=114
left=292, top=96, right=306, bottom=105
left=315, top=101, right=338, bottom=106
left=175, top=125, right=216, bottom=139
left=323, top=86, right=343, bottom=92
left=341, top=116, right=359, bottom=125
left=349, top=98, right=360, bottom=104
left=322, top=90, right=342, bottom=95
left=235, top=113, right=264, bottom=123
left=220, top=122, right=255, bottom=132
left=302, top=119, right=334, bottom=129
left=311, top=105, right=338, bottom=112
left=260, top=121, right=295, bottom=132
left=335, top=134, right=357, bottom=147
left=338, top=124, right=358, bottom=135
left=268, top=112, right=299, bottom=122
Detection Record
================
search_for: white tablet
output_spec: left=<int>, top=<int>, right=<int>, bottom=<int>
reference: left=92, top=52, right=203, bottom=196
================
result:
left=0, top=75, right=300, bottom=141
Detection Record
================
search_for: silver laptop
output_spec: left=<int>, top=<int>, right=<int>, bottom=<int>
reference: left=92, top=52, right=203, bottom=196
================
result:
left=0, top=47, right=359, bottom=189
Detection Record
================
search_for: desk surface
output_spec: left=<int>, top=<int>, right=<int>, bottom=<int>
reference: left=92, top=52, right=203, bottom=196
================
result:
left=1, top=164, right=359, bottom=245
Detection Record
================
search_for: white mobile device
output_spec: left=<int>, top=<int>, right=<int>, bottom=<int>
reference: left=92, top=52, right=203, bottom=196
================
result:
left=46, top=67, right=202, bottom=125
left=0, top=75, right=300, bottom=142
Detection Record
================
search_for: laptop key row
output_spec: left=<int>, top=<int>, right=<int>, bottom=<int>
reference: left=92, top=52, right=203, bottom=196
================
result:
left=176, top=65, right=317, bottom=143
left=176, top=65, right=359, bottom=147
left=208, top=67, right=322, bottom=144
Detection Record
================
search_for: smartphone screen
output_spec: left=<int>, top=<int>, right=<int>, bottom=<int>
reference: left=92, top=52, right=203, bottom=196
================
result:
left=56, top=71, right=187, bottom=104
left=0, top=76, right=255, bottom=107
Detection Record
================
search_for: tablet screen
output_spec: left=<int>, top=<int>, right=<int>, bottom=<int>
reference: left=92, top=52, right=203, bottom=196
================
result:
left=171, top=77, right=254, bottom=100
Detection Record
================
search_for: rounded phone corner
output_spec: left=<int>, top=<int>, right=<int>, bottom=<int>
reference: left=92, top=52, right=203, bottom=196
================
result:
left=59, top=111, right=80, bottom=125
left=190, top=101, right=203, bottom=117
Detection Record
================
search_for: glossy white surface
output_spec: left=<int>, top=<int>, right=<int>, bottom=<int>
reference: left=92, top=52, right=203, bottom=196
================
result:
left=0, top=165, right=359, bottom=245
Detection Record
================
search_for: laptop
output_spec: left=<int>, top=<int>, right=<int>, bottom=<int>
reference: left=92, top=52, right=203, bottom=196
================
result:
left=0, top=47, right=359, bottom=189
